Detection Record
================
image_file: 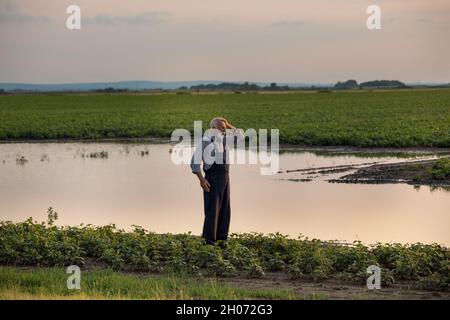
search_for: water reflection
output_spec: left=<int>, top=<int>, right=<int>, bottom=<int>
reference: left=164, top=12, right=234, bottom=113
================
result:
left=0, top=142, right=449, bottom=246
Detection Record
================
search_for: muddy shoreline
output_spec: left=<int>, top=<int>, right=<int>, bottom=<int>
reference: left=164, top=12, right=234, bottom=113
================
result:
left=1, top=137, right=450, bottom=154
left=329, top=158, right=450, bottom=187
left=218, top=272, right=450, bottom=300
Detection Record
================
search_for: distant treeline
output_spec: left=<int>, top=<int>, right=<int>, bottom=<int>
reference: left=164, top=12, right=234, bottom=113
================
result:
left=188, top=82, right=292, bottom=91
left=334, top=79, right=409, bottom=89
left=94, top=87, right=130, bottom=93
left=188, top=80, right=435, bottom=91
left=1, top=80, right=449, bottom=94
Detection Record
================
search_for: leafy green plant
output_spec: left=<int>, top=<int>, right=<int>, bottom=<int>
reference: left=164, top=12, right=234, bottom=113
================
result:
left=0, top=218, right=448, bottom=290
left=428, top=157, right=450, bottom=180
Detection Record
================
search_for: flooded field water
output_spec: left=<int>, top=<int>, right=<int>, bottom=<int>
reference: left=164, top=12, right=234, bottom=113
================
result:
left=1, top=142, right=449, bottom=246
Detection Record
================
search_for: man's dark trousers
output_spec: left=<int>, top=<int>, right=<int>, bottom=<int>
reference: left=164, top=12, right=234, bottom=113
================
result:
left=202, top=163, right=230, bottom=244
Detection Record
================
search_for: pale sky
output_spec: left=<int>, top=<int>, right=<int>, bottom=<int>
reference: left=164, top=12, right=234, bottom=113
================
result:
left=0, top=0, right=449, bottom=83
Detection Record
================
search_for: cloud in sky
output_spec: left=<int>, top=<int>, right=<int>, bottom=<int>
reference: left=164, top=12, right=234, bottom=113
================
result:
left=0, top=0, right=449, bottom=83
left=271, top=20, right=307, bottom=27
left=84, top=11, right=169, bottom=26
left=0, top=1, right=50, bottom=24
left=416, top=18, right=432, bottom=23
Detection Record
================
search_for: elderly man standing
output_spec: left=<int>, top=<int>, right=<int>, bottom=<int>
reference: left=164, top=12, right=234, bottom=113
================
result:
left=191, top=117, right=244, bottom=248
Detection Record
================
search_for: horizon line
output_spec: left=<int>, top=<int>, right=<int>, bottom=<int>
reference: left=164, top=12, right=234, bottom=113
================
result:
left=1, top=79, right=449, bottom=86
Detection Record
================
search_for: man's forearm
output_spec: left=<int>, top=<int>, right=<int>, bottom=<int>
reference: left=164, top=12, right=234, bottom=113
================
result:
left=195, top=171, right=205, bottom=181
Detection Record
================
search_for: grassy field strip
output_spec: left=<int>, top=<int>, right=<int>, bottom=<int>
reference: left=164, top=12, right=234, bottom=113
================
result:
left=0, top=267, right=301, bottom=300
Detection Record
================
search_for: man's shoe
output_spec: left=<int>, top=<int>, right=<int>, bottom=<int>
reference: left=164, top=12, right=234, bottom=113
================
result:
left=218, top=241, right=228, bottom=250
left=203, top=240, right=215, bottom=246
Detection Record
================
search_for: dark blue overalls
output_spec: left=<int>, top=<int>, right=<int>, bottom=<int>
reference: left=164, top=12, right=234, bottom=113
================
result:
left=202, top=136, right=230, bottom=245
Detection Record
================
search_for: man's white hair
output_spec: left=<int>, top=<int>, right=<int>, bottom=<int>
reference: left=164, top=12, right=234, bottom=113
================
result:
left=210, top=117, right=227, bottom=128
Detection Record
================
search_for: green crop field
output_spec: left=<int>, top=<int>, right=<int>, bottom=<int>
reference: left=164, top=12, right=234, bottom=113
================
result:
left=1, top=213, right=449, bottom=292
left=0, top=89, right=449, bottom=147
